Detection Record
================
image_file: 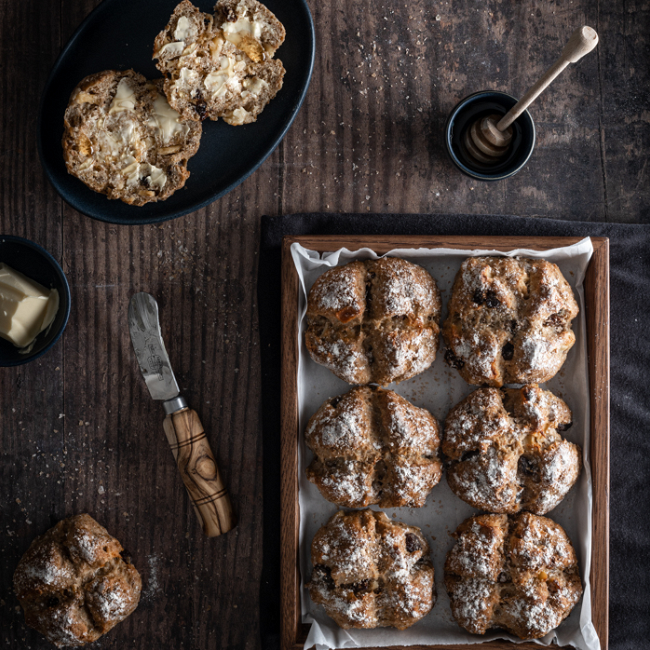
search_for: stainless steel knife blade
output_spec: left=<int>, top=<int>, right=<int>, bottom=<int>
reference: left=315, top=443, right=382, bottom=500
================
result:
left=128, top=293, right=180, bottom=402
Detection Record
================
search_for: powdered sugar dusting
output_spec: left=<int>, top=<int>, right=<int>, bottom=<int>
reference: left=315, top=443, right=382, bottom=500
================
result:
left=310, top=263, right=364, bottom=315
left=319, top=462, right=372, bottom=506
left=381, top=326, right=436, bottom=380
left=447, top=578, right=496, bottom=634
left=13, top=515, right=141, bottom=647
left=520, top=332, right=557, bottom=372
left=452, top=330, right=499, bottom=380
left=308, top=511, right=435, bottom=629
left=44, top=604, right=90, bottom=647
left=446, top=520, right=504, bottom=580
left=443, top=257, right=579, bottom=386
left=444, top=386, right=581, bottom=515
left=306, top=387, right=442, bottom=508
left=445, top=513, right=583, bottom=639
left=308, top=402, right=367, bottom=450
left=319, top=512, right=376, bottom=582
left=443, top=389, right=509, bottom=454
left=18, top=551, right=73, bottom=587
left=90, top=577, right=132, bottom=621
left=310, top=580, right=375, bottom=625
left=306, top=258, right=441, bottom=385
left=374, top=260, right=437, bottom=316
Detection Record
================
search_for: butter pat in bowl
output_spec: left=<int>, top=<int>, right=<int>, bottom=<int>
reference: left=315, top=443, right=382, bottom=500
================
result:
left=0, top=264, right=59, bottom=349
left=0, top=236, right=70, bottom=367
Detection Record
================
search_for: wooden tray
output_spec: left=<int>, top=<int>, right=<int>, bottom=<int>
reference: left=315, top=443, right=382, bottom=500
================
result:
left=280, top=235, right=610, bottom=650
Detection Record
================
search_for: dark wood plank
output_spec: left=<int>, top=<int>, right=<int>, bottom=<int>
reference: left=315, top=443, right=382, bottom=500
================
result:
left=281, top=235, right=609, bottom=650
left=48, top=195, right=275, bottom=649
left=281, top=237, right=302, bottom=650
left=0, top=0, right=62, bottom=246
left=2, top=192, right=278, bottom=649
left=0, top=0, right=67, bottom=645
left=0, top=0, right=642, bottom=645
left=281, top=0, right=649, bottom=223
left=585, top=238, right=610, bottom=649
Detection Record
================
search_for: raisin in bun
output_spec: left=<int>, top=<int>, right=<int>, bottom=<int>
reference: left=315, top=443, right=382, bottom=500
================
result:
left=443, top=385, right=581, bottom=514
left=307, top=509, right=435, bottom=630
left=443, top=257, right=579, bottom=386
left=153, top=0, right=285, bottom=125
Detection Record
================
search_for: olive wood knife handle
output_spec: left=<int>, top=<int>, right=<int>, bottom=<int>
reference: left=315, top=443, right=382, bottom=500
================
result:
left=162, top=408, right=235, bottom=537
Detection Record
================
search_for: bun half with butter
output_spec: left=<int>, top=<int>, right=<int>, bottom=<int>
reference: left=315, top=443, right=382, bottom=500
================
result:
left=62, top=69, right=202, bottom=206
left=0, top=264, right=59, bottom=351
left=153, top=0, right=285, bottom=125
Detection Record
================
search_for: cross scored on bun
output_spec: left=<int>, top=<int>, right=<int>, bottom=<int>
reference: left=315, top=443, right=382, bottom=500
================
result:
left=307, top=509, right=436, bottom=630
left=444, top=513, right=583, bottom=640
left=13, top=514, right=141, bottom=648
left=443, top=385, right=582, bottom=515
left=305, top=386, right=442, bottom=508
left=305, top=257, right=441, bottom=385
left=443, top=257, right=579, bottom=386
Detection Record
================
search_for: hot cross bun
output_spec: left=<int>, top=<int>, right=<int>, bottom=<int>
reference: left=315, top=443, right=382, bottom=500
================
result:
left=443, top=257, right=579, bottom=386
left=443, top=385, right=581, bottom=514
left=307, top=509, right=435, bottom=629
left=305, top=386, right=442, bottom=508
left=445, top=513, right=582, bottom=639
left=305, top=257, right=441, bottom=385
left=13, top=514, right=141, bottom=648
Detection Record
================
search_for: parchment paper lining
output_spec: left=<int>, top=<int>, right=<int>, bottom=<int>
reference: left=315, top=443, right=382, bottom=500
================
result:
left=291, top=239, right=598, bottom=650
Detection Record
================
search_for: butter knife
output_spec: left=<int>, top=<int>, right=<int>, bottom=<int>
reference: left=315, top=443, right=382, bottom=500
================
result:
left=128, top=292, right=234, bottom=537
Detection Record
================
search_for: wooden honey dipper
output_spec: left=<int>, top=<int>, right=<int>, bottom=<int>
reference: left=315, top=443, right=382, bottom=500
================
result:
left=464, top=26, right=599, bottom=165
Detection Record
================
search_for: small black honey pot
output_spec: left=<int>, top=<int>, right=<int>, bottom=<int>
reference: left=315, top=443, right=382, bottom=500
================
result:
left=445, top=26, right=598, bottom=181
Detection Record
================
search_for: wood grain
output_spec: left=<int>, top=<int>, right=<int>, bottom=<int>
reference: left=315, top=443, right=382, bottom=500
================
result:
left=584, top=238, right=610, bottom=650
left=280, top=1, right=649, bottom=222
left=0, top=0, right=640, bottom=646
left=280, top=235, right=609, bottom=650
left=281, top=237, right=302, bottom=650
left=163, top=408, right=235, bottom=537
left=1, top=0, right=276, bottom=642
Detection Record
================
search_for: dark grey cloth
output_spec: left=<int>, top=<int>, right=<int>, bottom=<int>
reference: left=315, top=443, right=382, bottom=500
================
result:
left=257, top=213, right=650, bottom=650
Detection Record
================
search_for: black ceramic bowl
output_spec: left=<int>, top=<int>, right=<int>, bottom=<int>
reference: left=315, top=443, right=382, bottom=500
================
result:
left=0, top=236, right=71, bottom=367
left=38, top=0, right=315, bottom=225
left=445, top=90, right=536, bottom=181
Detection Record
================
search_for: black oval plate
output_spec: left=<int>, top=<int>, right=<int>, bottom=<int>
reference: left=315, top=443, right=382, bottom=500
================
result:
left=38, top=0, right=314, bottom=225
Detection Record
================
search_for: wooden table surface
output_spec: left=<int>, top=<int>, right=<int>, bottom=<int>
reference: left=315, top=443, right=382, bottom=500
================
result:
left=0, top=0, right=647, bottom=649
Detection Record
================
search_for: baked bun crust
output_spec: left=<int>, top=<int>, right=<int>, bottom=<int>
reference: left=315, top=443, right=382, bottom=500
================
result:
left=307, top=509, right=435, bottom=630
left=444, top=513, right=583, bottom=640
left=153, top=0, right=285, bottom=124
left=62, top=69, right=202, bottom=205
left=13, top=514, right=141, bottom=648
left=305, top=257, right=441, bottom=385
left=443, top=385, right=581, bottom=514
left=306, top=386, right=442, bottom=508
left=442, top=257, right=579, bottom=386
